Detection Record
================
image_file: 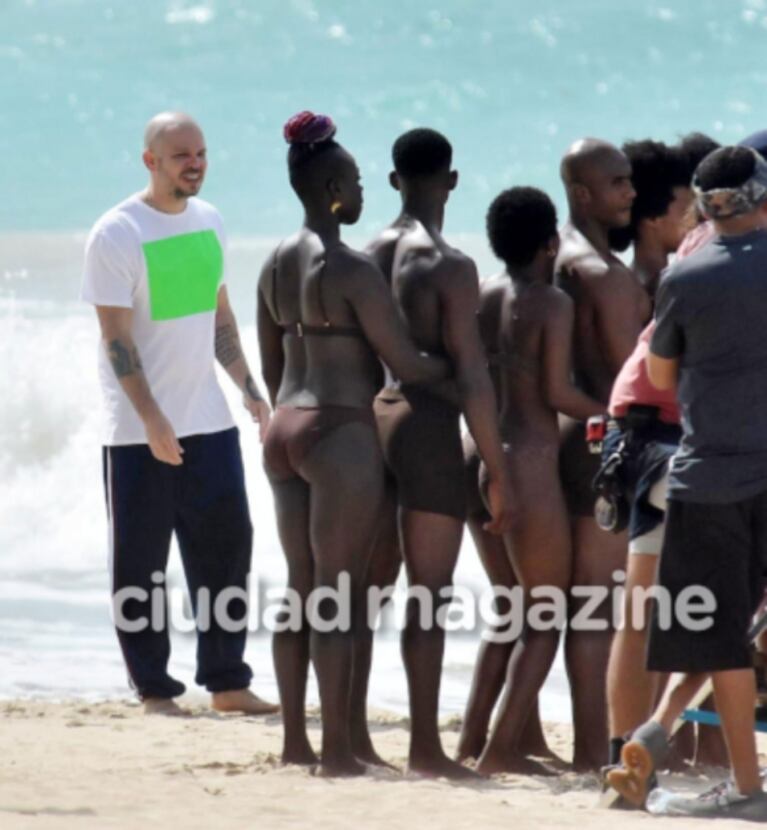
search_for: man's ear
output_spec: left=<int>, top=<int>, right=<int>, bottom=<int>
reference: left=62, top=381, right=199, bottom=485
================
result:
left=448, top=170, right=458, bottom=191
left=571, top=183, right=590, bottom=206
left=142, top=149, right=156, bottom=172
left=389, top=170, right=400, bottom=191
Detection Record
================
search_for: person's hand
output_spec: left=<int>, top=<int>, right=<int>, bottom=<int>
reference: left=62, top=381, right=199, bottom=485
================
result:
left=144, top=410, right=184, bottom=465
left=244, top=394, right=271, bottom=442
left=482, top=475, right=516, bottom=535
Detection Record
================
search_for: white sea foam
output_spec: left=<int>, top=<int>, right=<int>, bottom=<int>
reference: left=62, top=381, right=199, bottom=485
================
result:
left=0, top=232, right=569, bottom=717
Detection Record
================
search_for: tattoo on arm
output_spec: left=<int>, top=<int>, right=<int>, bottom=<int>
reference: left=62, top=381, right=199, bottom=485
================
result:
left=245, top=374, right=262, bottom=403
left=107, top=339, right=143, bottom=378
left=215, top=323, right=242, bottom=367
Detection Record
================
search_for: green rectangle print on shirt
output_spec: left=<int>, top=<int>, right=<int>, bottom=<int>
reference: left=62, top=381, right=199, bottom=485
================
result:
left=143, top=230, right=223, bottom=321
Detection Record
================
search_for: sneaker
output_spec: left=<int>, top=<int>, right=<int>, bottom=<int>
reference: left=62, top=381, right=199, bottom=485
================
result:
left=600, top=764, right=657, bottom=810
left=652, top=781, right=767, bottom=821
left=605, top=721, right=668, bottom=808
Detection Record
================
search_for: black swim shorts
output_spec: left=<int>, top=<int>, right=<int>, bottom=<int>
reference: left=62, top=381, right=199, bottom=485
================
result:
left=374, top=387, right=466, bottom=521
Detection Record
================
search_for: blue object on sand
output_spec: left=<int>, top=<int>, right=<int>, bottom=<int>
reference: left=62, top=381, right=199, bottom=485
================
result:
left=680, top=708, right=767, bottom=734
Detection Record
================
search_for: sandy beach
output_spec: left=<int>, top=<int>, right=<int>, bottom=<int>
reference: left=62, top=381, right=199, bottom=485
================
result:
left=2, top=699, right=764, bottom=829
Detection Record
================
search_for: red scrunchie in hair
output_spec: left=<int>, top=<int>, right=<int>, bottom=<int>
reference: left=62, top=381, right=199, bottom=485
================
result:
left=283, top=111, right=337, bottom=145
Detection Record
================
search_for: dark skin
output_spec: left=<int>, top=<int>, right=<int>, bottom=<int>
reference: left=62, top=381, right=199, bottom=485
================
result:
left=363, top=164, right=514, bottom=780
left=257, top=145, right=449, bottom=777
left=470, top=234, right=605, bottom=775
left=631, top=185, right=694, bottom=301
left=555, top=138, right=651, bottom=770
left=457, top=271, right=555, bottom=767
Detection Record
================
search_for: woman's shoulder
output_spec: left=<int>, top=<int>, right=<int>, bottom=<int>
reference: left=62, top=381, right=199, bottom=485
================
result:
left=331, top=244, right=385, bottom=282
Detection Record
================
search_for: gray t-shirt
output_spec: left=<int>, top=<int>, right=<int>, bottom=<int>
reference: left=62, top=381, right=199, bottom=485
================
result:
left=651, top=228, right=767, bottom=503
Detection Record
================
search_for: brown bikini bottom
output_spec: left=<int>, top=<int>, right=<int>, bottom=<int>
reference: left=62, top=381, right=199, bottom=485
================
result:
left=263, top=405, right=376, bottom=482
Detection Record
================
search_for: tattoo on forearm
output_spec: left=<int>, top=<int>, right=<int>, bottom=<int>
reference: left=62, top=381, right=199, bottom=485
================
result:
left=215, top=323, right=242, bottom=367
left=107, top=339, right=143, bottom=378
left=245, top=374, right=262, bottom=403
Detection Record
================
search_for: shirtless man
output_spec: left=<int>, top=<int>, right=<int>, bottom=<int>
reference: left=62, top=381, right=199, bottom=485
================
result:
left=555, top=138, right=650, bottom=769
left=368, top=128, right=514, bottom=778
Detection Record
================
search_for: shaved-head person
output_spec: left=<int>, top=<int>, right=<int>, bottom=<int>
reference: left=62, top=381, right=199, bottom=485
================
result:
left=555, top=138, right=651, bottom=770
left=81, top=112, right=277, bottom=716
left=142, top=112, right=207, bottom=203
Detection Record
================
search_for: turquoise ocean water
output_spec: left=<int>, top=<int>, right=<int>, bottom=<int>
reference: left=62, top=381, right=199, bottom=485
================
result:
left=1, top=0, right=765, bottom=714
left=4, top=0, right=767, bottom=234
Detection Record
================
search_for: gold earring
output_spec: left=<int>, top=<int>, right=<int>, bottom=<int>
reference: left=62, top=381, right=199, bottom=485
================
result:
left=330, top=201, right=343, bottom=215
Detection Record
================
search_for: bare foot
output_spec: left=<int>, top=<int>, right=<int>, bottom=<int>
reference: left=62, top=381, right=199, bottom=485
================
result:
left=530, top=751, right=570, bottom=772
left=211, top=689, right=280, bottom=716
left=517, top=737, right=553, bottom=758
left=350, top=735, right=397, bottom=769
left=477, top=753, right=558, bottom=777
left=282, top=744, right=320, bottom=766
left=314, top=755, right=367, bottom=777
left=409, top=752, right=483, bottom=780
left=143, top=698, right=190, bottom=717
left=354, top=748, right=397, bottom=770
left=454, top=734, right=486, bottom=763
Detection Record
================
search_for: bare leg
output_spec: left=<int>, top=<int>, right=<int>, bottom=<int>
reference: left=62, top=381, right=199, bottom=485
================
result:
left=606, top=553, right=660, bottom=739
left=478, top=455, right=571, bottom=775
left=566, top=517, right=627, bottom=770
left=350, top=483, right=401, bottom=766
left=653, top=672, right=708, bottom=733
left=517, top=700, right=558, bottom=760
left=270, top=477, right=317, bottom=765
left=694, top=696, right=729, bottom=766
left=456, top=517, right=517, bottom=762
left=711, top=669, right=761, bottom=794
left=401, top=509, right=478, bottom=779
left=301, top=423, right=385, bottom=777
left=614, top=670, right=761, bottom=800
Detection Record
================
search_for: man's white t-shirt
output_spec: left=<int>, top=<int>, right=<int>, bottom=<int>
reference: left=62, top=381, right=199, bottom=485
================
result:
left=81, top=193, right=235, bottom=446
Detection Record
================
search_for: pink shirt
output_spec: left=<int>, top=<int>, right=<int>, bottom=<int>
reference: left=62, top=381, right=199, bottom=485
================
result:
left=608, top=221, right=716, bottom=424
left=609, top=321, right=680, bottom=423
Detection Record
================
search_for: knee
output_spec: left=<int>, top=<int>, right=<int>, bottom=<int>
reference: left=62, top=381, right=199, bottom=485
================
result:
left=286, top=571, right=313, bottom=602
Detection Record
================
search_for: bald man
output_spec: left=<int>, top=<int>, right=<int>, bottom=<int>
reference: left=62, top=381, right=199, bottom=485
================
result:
left=81, top=112, right=277, bottom=716
left=555, top=138, right=650, bottom=769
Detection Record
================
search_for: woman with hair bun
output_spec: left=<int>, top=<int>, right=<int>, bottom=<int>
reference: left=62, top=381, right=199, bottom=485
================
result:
left=257, top=111, right=448, bottom=776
